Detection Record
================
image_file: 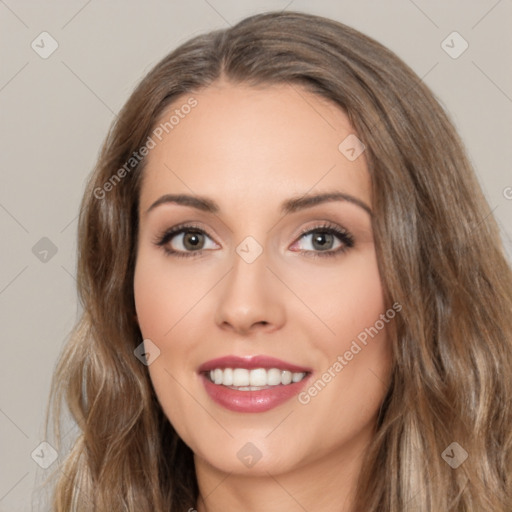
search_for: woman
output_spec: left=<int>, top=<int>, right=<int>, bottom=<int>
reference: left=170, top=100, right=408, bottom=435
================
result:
left=44, top=10, right=512, bottom=511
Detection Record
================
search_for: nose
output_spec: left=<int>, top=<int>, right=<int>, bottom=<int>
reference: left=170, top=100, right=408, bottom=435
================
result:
left=214, top=248, right=285, bottom=336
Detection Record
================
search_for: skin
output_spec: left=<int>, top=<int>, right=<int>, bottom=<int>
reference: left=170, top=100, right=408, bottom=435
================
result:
left=134, top=80, right=394, bottom=512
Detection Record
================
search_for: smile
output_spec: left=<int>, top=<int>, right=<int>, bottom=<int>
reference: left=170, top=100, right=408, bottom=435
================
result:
left=207, top=367, right=308, bottom=389
left=198, top=355, right=312, bottom=412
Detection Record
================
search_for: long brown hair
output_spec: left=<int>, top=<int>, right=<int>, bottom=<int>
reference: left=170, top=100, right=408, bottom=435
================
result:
left=43, top=10, right=512, bottom=511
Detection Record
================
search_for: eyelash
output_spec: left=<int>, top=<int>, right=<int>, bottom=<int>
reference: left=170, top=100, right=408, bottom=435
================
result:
left=153, top=221, right=355, bottom=259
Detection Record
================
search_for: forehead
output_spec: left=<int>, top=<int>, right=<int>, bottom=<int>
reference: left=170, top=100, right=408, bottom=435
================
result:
left=139, top=81, right=370, bottom=215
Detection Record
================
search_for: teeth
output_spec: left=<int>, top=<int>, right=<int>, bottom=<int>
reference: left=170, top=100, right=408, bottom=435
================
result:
left=281, top=370, right=292, bottom=385
left=267, top=368, right=281, bottom=385
left=208, top=368, right=307, bottom=387
left=233, top=368, right=250, bottom=386
left=249, top=368, right=267, bottom=386
left=292, top=372, right=304, bottom=383
left=223, top=368, right=233, bottom=386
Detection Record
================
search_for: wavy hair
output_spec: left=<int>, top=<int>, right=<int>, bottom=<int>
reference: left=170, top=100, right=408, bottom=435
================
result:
left=43, top=10, right=512, bottom=511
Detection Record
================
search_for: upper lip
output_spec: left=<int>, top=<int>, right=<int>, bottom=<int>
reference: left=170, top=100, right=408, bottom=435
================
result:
left=198, top=355, right=312, bottom=373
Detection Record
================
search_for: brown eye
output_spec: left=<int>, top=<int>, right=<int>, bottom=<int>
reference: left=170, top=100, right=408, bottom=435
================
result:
left=154, top=224, right=218, bottom=258
left=180, top=231, right=206, bottom=251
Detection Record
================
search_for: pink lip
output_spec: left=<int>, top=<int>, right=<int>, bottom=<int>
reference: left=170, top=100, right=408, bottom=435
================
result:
left=198, top=355, right=312, bottom=413
left=198, top=355, right=311, bottom=373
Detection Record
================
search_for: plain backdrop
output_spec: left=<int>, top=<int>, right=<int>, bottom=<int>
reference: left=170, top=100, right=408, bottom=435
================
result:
left=1, top=1, right=511, bottom=510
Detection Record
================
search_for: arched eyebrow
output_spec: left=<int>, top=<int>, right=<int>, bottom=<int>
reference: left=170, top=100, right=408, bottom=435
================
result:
left=144, top=191, right=372, bottom=217
left=282, top=192, right=372, bottom=216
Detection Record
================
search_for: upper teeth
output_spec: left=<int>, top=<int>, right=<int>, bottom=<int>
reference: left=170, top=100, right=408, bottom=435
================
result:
left=208, top=368, right=307, bottom=387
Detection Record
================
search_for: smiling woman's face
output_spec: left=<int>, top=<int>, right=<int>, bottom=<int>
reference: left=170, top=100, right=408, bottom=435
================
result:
left=133, top=81, right=393, bottom=479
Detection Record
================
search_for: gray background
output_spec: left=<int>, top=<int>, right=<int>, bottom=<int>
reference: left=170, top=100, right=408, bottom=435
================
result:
left=1, top=0, right=511, bottom=510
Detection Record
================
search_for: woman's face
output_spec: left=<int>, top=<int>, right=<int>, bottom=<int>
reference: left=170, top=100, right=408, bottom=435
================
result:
left=134, top=81, right=393, bottom=477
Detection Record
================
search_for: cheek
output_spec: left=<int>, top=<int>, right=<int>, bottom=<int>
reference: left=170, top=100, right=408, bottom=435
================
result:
left=134, top=266, right=167, bottom=339
left=331, top=255, right=385, bottom=338
left=133, top=252, right=203, bottom=339
left=133, top=257, right=196, bottom=436
left=293, top=249, right=392, bottom=415
left=286, top=247, right=386, bottom=342
left=328, top=252, right=391, bottom=387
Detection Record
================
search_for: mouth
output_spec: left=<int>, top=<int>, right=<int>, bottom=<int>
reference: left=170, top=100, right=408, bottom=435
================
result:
left=198, top=355, right=312, bottom=413
left=205, top=367, right=308, bottom=389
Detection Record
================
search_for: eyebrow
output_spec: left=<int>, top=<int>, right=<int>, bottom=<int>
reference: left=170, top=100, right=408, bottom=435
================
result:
left=144, top=191, right=372, bottom=217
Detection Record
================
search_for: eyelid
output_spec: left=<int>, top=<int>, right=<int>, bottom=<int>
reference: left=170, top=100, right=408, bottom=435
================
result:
left=290, top=221, right=354, bottom=258
left=152, top=222, right=218, bottom=255
left=153, top=220, right=354, bottom=258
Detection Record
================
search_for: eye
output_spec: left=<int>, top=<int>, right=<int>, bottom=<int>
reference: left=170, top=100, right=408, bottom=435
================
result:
left=153, top=223, right=217, bottom=258
left=153, top=221, right=354, bottom=259
left=290, top=222, right=355, bottom=258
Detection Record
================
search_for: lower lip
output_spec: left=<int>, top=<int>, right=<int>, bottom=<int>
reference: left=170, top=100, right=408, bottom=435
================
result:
left=200, top=373, right=310, bottom=413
